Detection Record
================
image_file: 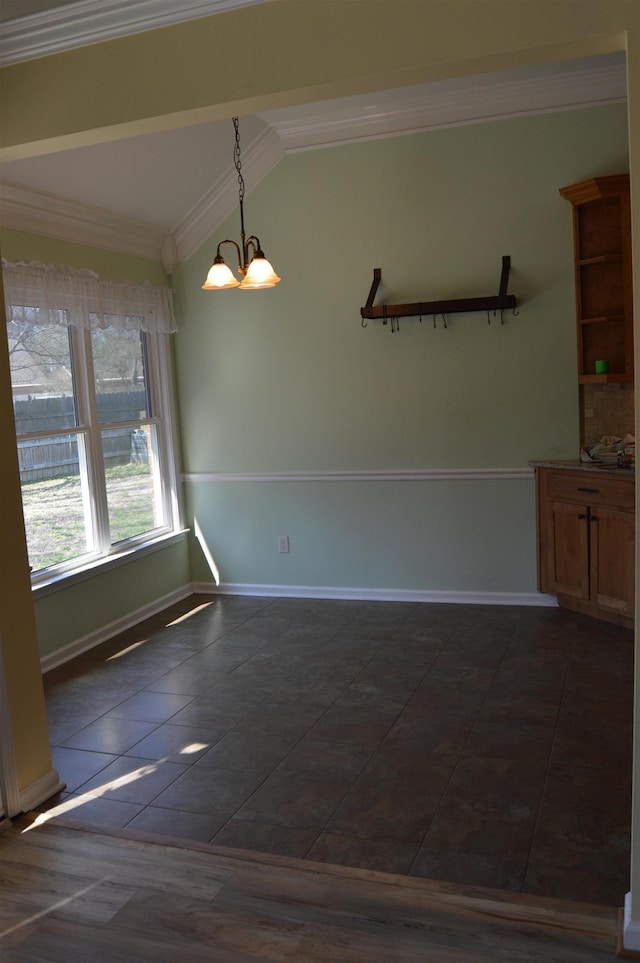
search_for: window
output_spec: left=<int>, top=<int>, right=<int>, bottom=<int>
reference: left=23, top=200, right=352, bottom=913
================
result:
left=3, top=260, right=179, bottom=579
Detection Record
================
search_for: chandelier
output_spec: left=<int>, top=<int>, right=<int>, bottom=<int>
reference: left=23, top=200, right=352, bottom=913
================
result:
left=202, top=117, right=281, bottom=291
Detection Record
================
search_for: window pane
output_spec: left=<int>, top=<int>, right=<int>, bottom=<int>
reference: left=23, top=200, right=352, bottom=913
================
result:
left=7, top=316, right=76, bottom=432
left=18, top=433, right=93, bottom=572
left=91, top=328, right=149, bottom=424
left=103, top=424, right=162, bottom=544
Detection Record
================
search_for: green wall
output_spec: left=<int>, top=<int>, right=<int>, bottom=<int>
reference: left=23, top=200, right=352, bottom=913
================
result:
left=0, top=101, right=631, bottom=655
left=186, top=478, right=536, bottom=595
left=0, top=229, right=169, bottom=284
left=1, top=229, right=190, bottom=658
left=33, top=538, right=191, bottom=661
left=175, top=103, right=629, bottom=596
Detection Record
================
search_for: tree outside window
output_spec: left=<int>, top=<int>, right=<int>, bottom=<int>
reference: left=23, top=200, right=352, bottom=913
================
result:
left=3, top=262, right=178, bottom=578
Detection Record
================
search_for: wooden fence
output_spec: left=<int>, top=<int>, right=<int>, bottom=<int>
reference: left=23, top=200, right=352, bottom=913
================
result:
left=14, top=392, right=148, bottom=483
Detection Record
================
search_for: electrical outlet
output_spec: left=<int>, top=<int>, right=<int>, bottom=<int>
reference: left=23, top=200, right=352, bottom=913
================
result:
left=278, top=535, right=290, bottom=553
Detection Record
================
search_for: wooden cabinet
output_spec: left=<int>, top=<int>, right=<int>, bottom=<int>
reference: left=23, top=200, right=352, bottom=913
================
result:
left=559, top=174, right=633, bottom=384
left=536, top=466, right=635, bottom=627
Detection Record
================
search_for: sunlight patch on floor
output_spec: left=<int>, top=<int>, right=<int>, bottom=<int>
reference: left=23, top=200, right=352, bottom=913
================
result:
left=0, top=877, right=111, bottom=939
left=166, top=599, right=214, bottom=626
left=23, top=759, right=166, bottom=830
left=179, top=742, right=210, bottom=755
left=106, top=639, right=149, bottom=660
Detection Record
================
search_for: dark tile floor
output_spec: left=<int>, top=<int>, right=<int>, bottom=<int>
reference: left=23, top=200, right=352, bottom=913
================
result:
left=37, top=594, right=633, bottom=907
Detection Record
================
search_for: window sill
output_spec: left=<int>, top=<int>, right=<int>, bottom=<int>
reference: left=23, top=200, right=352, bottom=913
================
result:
left=31, top=528, right=190, bottom=599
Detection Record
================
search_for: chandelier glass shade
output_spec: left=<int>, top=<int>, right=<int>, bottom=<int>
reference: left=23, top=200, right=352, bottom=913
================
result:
left=202, top=117, right=281, bottom=292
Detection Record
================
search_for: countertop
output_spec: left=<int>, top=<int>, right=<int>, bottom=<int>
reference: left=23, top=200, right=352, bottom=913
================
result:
left=529, top=459, right=635, bottom=478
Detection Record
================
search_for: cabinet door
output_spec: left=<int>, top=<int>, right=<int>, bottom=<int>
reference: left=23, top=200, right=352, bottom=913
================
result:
left=590, top=507, right=635, bottom=616
left=550, top=500, right=590, bottom=601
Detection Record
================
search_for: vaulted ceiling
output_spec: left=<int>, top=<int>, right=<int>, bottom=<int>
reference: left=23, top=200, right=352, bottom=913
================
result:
left=0, top=1, right=627, bottom=270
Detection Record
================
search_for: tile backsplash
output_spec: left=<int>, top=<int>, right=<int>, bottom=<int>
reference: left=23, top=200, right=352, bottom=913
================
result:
left=581, top=382, right=635, bottom=447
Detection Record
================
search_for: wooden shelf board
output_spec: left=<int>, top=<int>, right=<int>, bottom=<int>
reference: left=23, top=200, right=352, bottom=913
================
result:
left=578, top=255, right=623, bottom=265
left=579, top=372, right=631, bottom=385
left=578, top=315, right=625, bottom=325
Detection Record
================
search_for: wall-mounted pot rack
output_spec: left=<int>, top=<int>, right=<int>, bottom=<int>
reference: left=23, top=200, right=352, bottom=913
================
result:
left=360, top=255, right=518, bottom=332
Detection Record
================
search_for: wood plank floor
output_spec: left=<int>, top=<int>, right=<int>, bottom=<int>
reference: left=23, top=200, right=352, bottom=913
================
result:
left=0, top=814, right=620, bottom=961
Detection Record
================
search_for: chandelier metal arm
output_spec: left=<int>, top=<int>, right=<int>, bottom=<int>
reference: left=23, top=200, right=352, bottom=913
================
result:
left=215, top=239, right=243, bottom=271
left=245, top=236, right=263, bottom=260
left=215, top=237, right=265, bottom=276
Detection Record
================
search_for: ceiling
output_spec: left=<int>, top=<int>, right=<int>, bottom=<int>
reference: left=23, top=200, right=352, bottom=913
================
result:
left=0, top=1, right=628, bottom=271
left=0, top=0, right=73, bottom=20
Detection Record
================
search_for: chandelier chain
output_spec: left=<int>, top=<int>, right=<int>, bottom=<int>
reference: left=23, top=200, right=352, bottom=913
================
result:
left=233, top=116, right=245, bottom=204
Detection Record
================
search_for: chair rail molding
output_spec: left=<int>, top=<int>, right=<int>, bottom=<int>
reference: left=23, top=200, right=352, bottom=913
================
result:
left=182, top=467, right=534, bottom=483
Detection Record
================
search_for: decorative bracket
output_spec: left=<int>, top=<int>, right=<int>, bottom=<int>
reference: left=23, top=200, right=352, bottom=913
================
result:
left=360, top=256, right=518, bottom=329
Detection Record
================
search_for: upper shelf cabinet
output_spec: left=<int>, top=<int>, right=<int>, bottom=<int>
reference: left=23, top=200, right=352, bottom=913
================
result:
left=559, top=174, right=633, bottom=384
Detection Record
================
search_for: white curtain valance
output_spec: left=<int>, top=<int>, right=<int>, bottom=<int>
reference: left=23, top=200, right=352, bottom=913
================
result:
left=2, top=260, right=176, bottom=334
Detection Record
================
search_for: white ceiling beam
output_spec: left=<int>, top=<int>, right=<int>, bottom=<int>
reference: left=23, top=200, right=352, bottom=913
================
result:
left=0, top=52, right=627, bottom=263
left=263, top=55, right=627, bottom=151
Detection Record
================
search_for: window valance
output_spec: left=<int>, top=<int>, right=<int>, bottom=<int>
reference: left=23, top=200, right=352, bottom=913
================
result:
left=2, top=259, right=176, bottom=334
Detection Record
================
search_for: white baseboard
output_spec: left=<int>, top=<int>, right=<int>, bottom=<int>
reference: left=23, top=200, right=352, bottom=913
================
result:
left=192, top=581, right=558, bottom=607
left=40, top=580, right=558, bottom=672
left=19, top=767, right=65, bottom=812
left=40, top=583, right=193, bottom=673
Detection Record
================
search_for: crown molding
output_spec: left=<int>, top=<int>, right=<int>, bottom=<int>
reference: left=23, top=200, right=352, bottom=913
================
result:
left=0, top=127, right=283, bottom=265
left=263, top=55, right=627, bottom=151
left=148, top=53, right=629, bottom=263
left=0, top=181, right=168, bottom=262
left=0, top=53, right=626, bottom=264
left=0, top=0, right=270, bottom=66
left=173, top=125, right=284, bottom=261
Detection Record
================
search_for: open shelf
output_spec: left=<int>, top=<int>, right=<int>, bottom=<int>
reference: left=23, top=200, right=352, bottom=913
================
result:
left=560, top=174, right=633, bottom=384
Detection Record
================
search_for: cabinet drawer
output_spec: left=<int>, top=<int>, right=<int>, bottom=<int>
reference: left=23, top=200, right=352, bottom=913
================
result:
left=545, top=470, right=634, bottom=510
